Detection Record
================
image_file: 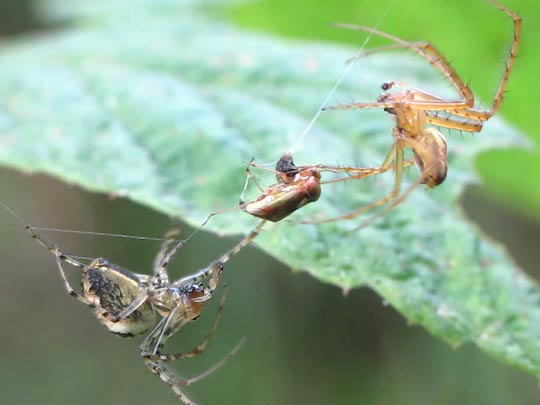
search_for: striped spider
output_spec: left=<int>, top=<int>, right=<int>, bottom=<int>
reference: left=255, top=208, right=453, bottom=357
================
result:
left=25, top=220, right=264, bottom=405
left=309, top=0, right=521, bottom=223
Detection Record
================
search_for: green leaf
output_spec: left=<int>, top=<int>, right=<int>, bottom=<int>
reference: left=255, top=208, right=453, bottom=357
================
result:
left=1, top=0, right=539, bottom=377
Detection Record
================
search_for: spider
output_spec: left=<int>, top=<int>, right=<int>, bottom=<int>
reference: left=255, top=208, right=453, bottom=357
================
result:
left=24, top=217, right=265, bottom=405
left=304, top=0, right=521, bottom=224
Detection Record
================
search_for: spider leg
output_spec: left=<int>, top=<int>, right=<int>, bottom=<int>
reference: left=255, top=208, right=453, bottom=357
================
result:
left=297, top=141, right=406, bottom=224
left=395, top=87, right=484, bottom=130
left=140, top=291, right=241, bottom=405
left=336, top=0, right=521, bottom=120
left=319, top=166, right=388, bottom=185
left=425, top=113, right=482, bottom=132
left=25, top=225, right=98, bottom=306
left=199, top=205, right=243, bottom=228
left=323, top=97, right=474, bottom=113
left=152, top=230, right=185, bottom=281
left=237, top=162, right=270, bottom=213
left=135, top=223, right=260, bottom=360
left=153, top=287, right=228, bottom=362
left=176, top=337, right=245, bottom=385
left=482, top=0, right=521, bottom=118
left=199, top=160, right=272, bottom=228
left=399, top=88, right=484, bottom=117
left=144, top=335, right=245, bottom=404
left=344, top=43, right=410, bottom=63
left=153, top=237, right=190, bottom=281
left=322, top=101, right=395, bottom=111
left=108, top=231, right=189, bottom=323
left=316, top=157, right=414, bottom=187
left=333, top=23, right=474, bottom=104
left=26, top=225, right=86, bottom=269
left=350, top=165, right=428, bottom=231
left=52, top=251, right=94, bottom=307
left=172, top=220, right=266, bottom=290
left=243, top=159, right=267, bottom=194
left=144, top=359, right=198, bottom=405
left=108, top=288, right=151, bottom=322
left=379, top=87, right=485, bottom=130
left=144, top=336, right=244, bottom=405
left=341, top=145, right=405, bottom=220
left=141, top=304, right=187, bottom=357
left=214, top=220, right=265, bottom=267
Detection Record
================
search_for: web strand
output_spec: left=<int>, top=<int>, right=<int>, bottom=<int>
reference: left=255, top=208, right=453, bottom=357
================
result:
left=288, top=0, right=397, bottom=155
left=0, top=199, right=190, bottom=244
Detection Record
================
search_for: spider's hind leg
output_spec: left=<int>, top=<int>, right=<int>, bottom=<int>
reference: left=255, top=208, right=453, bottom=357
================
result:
left=141, top=289, right=243, bottom=404
left=25, top=225, right=95, bottom=306
left=144, top=359, right=198, bottom=405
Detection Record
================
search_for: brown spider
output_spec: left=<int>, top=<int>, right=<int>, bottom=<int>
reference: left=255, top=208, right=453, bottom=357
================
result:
left=307, top=0, right=521, bottom=224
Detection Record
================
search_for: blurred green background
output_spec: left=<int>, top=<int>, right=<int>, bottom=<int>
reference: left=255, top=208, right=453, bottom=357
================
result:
left=1, top=0, right=539, bottom=404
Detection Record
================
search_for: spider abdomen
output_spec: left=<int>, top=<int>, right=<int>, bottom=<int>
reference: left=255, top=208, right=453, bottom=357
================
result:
left=83, top=258, right=156, bottom=337
left=411, top=127, right=448, bottom=188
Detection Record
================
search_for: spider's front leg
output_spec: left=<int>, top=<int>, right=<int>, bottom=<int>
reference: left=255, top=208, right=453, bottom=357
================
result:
left=294, top=140, right=406, bottom=224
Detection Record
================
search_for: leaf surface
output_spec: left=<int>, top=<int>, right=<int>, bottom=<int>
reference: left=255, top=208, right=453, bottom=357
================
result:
left=0, top=0, right=538, bottom=376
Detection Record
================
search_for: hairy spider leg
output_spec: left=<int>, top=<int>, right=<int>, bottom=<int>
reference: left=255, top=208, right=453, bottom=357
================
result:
left=329, top=0, right=521, bottom=123
left=312, top=0, right=520, bottom=224
left=241, top=152, right=418, bottom=225
left=295, top=141, right=406, bottom=224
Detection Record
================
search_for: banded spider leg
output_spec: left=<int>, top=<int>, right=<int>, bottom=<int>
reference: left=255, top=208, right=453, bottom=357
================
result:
left=307, top=0, right=521, bottom=224
left=23, top=216, right=265, bottom=405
